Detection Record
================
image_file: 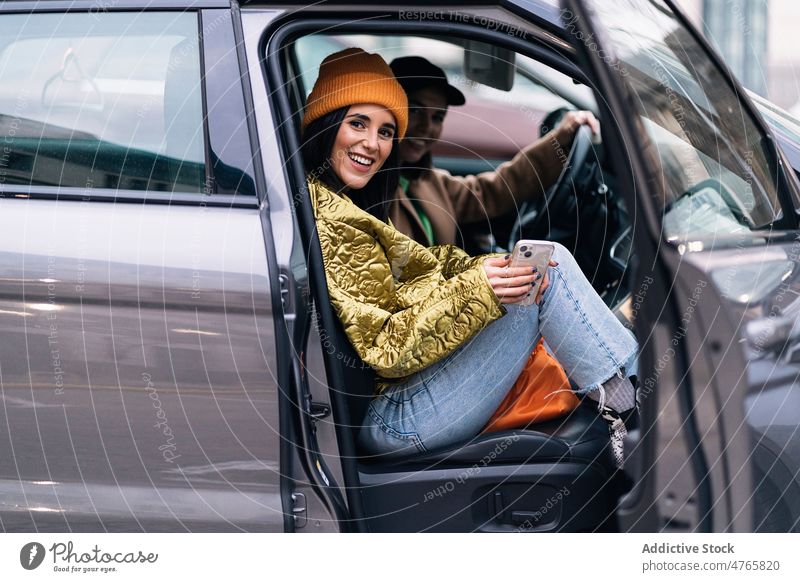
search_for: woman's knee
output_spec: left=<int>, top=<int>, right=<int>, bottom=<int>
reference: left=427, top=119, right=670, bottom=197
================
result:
left=550, top=241, right=575, bottom=267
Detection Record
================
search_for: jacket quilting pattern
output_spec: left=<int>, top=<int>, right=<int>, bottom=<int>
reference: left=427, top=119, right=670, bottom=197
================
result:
left=309, top=178, right=505, bottom=384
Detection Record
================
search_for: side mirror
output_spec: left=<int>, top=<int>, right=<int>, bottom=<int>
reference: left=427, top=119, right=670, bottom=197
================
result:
left=464, top=41, right=515, bottom=91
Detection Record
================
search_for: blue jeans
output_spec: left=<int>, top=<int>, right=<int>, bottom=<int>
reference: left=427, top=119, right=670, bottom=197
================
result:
left=358, top=242, right=638, bottom=459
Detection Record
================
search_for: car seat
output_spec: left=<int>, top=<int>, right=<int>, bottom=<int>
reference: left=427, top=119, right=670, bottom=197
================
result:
left=322, top=316, right=620, bottom=532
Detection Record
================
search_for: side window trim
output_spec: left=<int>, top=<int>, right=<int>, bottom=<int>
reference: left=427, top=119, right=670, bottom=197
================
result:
left=0, top=1, right=231, bottom=13
left=0, top=184, right=256, bottom=207
left=200, top=9, right=259, bottom=199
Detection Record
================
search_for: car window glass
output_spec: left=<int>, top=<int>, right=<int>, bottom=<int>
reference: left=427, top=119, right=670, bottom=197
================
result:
left=295, top=34, right=572, bottom=115
left=293, top=34, right=590, bottom=162
left=0, top=12, right=205, bottom=193
left=580, top=0, right=786, bottom=240
left=516, top=52, right=595, bottom=111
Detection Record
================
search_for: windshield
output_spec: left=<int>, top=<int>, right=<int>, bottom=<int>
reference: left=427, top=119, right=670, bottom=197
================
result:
left=577, top=0, right=787, bottom=242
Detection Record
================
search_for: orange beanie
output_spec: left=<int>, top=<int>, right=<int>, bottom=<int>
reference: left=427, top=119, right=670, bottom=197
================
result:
left=302, top=48, right=408, bottom=139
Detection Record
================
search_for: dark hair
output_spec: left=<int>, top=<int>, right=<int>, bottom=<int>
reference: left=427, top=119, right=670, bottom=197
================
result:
left=301, top=106, right=399, bottom=223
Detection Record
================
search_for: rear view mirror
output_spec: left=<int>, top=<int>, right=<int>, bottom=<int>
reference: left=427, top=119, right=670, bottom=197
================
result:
left=464, top=41, right=515, bottom=91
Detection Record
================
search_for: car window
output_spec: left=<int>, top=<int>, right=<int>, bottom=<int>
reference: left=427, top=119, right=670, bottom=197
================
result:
left=0, top=12, right=205, bottom=194
left=580, top=0, right=788, bottom=241
left=295, top=33, right=573, bottom=115
left=293, top=34, right=586, bottom=164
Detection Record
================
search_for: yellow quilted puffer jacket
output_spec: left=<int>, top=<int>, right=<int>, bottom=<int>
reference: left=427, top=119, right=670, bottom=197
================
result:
left=309, top=178, right=505, bottom=385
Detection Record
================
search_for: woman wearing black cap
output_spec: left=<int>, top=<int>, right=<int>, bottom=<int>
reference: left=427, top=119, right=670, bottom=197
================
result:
left=388, top=55, right=599, bottom=247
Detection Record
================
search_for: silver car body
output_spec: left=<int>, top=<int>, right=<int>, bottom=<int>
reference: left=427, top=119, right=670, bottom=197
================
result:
left=1, top=0, right=799, bottom=533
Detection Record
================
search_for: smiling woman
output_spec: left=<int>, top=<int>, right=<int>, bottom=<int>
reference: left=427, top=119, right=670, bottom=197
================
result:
left=299, top=47, right=637, bottom=461
left=300, top=48, right=407, bottom=220
left=331, top=106, right=397, bottom=190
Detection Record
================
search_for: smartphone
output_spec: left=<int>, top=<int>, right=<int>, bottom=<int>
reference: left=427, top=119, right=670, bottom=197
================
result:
left=509, top=240, right=555, bottom=306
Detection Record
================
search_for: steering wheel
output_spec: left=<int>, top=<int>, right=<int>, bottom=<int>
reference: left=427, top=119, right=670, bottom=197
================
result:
left=510, top=124, right=594, bottom=245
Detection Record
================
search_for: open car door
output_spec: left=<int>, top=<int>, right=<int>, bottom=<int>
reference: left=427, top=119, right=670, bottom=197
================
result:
left=547, top=0, right=800, bottom=531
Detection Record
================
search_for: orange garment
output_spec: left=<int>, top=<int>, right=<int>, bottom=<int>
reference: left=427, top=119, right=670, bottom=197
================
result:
left=302, top=47, right=408, bottom=138
left=483, top=338, right=579, bottom=433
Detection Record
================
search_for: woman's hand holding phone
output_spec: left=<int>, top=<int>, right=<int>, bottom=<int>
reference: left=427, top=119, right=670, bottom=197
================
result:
left=483, top=241, right=558, bottom=305
left=534, top=258, right=557, bottom=304
left=483, top=256, right=539, bottom=304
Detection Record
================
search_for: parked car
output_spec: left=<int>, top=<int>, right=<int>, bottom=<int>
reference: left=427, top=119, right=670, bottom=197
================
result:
left=1, top=0, right=799, bottom=533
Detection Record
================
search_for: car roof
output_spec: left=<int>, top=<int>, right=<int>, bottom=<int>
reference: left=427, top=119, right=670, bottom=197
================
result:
left=237, top=0, right=562, bottom=26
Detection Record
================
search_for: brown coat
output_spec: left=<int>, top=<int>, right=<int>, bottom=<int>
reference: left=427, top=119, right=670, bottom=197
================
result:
left=389, top=132, right=567, bottom=245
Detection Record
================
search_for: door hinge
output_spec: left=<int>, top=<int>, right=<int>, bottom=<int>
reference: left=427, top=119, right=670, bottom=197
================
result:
left=291, top=492, right=307, bottom=528
left=309, top=401, right=331, bottom=420
left=278, top=272, right=291, bottom=309
left=304, top=397, right=331, bottom=435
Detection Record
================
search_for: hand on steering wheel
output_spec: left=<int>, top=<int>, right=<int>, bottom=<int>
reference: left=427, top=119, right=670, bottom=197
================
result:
left=553, top=110, right=600, bottom=148
left=511, top=112, right=599, bottom=245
